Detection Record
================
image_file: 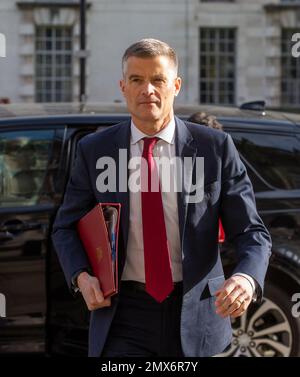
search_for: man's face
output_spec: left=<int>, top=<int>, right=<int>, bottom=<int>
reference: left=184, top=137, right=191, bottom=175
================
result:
left=120, top=55, right=181, bottom=130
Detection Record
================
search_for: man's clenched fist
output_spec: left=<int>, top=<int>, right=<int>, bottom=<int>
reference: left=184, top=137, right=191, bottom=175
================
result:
left=77, top=271, right=111, bottom=311
left=214, top=275, right=253, bottom=318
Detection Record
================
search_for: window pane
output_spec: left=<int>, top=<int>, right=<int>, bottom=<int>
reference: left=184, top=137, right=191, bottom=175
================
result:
left=0, top=130, right=55, bottom=206
left=199, top=27, right=236, bottom=105
left=46, top=27, right=52, bottom=38
left=35, top=26, right=73, bottom=103
left=56, top=29, right=62, bottom=38
left=232, top=132, right=300, bottom=190
left=55, top=40, right=62, bottom=50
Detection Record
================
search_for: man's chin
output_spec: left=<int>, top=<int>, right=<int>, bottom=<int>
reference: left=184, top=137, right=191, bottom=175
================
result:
left=135, top=112, right=160, bottom=123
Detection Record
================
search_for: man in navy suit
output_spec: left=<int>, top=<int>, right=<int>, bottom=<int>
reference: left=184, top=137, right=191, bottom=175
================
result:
left=52, top=39, right=272, bottom=357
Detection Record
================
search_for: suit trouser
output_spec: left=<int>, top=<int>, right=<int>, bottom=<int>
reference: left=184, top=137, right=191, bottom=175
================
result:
left=101, top=280, right=184, bottom=357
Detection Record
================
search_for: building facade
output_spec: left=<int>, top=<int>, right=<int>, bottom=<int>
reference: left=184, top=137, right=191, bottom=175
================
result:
left=0, top=0, right=299, bottom=108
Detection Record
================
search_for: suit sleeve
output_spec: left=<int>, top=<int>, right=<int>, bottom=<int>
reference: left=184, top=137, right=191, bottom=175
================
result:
left=220, top=133, right=272, bottom=301
left=51, top=139, right=95, bottom=291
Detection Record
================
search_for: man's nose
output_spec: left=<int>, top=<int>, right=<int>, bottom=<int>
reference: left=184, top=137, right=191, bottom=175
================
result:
left=141, top=82, right=155, bottom=96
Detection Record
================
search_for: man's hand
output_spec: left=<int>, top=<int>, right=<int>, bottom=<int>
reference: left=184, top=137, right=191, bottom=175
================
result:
left=77, top=271, right=111, bottom=311
left=214, top=275, right=253, bottom=318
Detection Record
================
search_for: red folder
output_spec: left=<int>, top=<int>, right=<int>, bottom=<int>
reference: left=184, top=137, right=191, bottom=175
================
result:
left=77, top=203, right=121, bottom=298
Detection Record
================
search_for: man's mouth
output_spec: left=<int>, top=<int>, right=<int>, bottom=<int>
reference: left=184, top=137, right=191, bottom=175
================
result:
left=139, top=101, right=158, bottom=105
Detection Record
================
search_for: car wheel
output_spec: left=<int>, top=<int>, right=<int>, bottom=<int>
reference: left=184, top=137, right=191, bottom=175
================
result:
left=217, top=281, right=300, bottom=357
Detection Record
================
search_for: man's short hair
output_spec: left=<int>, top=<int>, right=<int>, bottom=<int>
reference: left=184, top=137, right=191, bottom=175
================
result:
left=122, top=38, right=178, bottom=75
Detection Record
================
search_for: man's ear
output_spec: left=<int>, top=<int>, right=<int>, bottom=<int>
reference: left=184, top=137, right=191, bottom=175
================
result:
left=119, top=79, right=125, bottom=95
left=174, top=77, right=182, bottom=97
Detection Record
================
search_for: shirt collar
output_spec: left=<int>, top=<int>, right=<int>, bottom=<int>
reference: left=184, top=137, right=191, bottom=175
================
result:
left=130, top=118, right=175, bottom=145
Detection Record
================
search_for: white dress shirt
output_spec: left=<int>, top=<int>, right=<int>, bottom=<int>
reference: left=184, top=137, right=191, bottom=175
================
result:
left=122, top=118, right=183, bottom=282
left=121, top=118, right=257, bottom=298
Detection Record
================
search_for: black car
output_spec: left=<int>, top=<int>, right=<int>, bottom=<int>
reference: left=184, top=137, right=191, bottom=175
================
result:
left=0, top=103, right=299, bottom=357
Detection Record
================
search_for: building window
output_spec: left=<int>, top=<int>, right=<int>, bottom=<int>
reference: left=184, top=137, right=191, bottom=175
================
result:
left=199, top=28, right=236, bottom=105
left=35, top=26, right=73, bottom=103
left=281, top=29, right=300, bottom=108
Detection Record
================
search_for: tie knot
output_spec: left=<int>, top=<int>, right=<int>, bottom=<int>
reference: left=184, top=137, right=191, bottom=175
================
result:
left=142, top=137, right=158, bottom=154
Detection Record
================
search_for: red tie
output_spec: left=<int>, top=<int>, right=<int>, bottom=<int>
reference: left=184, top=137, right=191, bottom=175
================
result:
left=141, top=137, right=173, bottom=302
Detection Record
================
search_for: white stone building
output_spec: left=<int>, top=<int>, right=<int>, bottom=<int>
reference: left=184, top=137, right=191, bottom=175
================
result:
left=0, top=0, right=299, bottom=108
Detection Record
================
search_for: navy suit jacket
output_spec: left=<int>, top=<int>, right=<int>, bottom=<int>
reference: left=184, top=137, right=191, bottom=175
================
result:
left=52, top=117, right=272, bottom=357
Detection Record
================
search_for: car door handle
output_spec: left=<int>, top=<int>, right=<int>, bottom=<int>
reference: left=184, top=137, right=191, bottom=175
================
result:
left=0, top=221, right=43, bottom=233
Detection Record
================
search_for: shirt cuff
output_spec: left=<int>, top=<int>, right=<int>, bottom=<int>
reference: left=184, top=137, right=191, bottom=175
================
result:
left=71, top=268, right=89, bottom=294
left=232, top=273, right=258, bottom=302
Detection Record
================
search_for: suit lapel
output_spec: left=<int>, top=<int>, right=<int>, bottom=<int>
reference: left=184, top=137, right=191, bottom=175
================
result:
left=112, top=120, right=131, bottom=250
left=175, top=117, right=197, bottom=246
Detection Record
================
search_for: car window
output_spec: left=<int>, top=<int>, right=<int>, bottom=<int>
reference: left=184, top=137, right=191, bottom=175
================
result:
left=240, top=163, right=269, bottom=192
left=0, top=130, right=55, bottom=207
left=231, top=132, right=300, bottom=190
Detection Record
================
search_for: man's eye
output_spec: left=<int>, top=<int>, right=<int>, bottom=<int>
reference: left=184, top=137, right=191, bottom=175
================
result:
left=131, top=78, right=141, bottom=83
